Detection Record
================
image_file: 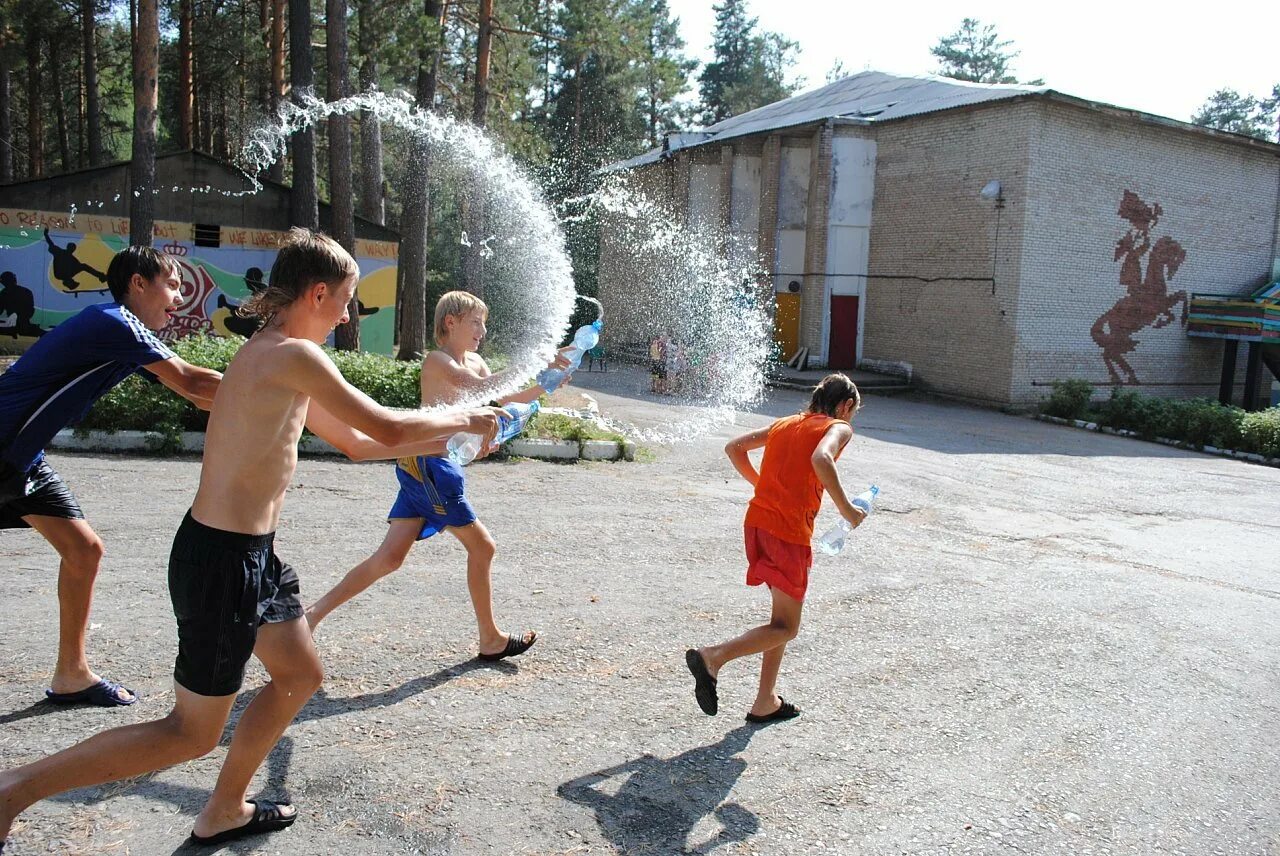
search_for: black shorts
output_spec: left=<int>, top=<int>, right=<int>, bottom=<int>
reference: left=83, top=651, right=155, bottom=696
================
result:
left=0, top=459, right=85, bottom=530
left=168, top=511, right=304, bottom=697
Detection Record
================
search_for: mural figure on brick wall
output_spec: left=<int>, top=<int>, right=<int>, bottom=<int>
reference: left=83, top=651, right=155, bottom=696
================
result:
left=1090, top=190, right=1188, bottom=385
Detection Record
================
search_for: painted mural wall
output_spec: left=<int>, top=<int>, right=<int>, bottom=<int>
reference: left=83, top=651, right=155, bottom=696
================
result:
left=0, top=208, right=398, bottom=354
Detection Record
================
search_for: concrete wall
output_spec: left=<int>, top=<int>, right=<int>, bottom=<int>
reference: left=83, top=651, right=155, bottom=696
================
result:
left=1015, top=100, right=1280, bottom=405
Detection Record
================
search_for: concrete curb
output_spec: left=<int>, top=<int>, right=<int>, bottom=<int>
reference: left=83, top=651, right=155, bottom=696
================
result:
left=1033, top=414, right=1280, bottom=468
left=51, top=430, right=637, bottom=463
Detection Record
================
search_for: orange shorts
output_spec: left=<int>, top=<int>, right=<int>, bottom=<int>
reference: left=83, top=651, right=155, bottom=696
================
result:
left=744, top=524, right=812, bottom=601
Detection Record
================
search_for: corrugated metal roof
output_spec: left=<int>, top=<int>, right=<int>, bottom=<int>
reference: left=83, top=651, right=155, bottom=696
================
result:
left=602, top=71, right=1043, bottom=171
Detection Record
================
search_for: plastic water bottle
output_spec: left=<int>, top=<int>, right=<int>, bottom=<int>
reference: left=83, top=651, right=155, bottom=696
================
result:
left=537, top=320, right=603, bottom=393
left=446, top=401, right=541, bottom=466
left=815, top=485, right=879, bottom=556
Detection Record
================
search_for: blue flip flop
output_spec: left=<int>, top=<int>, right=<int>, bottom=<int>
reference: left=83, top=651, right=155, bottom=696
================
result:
left=45, top=679, right=137, bottom=707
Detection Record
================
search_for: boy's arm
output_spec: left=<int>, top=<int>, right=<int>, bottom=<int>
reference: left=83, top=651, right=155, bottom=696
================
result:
left=283, top=340, right=500, bottom=448
left=145, top=357, right=222, bottom=411
left=425, top=348, right=574, bottom=405
left=811, top=422, right=863, bottom=526
left=303, top=401, right=453, bottom=461
left=724, top=425, right=771, bottom=486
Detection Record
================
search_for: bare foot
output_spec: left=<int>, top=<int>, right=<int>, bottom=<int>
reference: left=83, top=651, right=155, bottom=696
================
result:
left=748, top=694, right=783, bottom=718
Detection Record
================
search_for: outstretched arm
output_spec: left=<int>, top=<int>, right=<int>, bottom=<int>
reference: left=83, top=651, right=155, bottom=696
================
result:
left=145, top=357, right=222, bottom=411
left=284, top=340, right=501, bottom=449
left=810, top=422, right=862, bottom=526
left=303, top=400, right=452, bottom=462
left=724, top=425, right=772, bottom=487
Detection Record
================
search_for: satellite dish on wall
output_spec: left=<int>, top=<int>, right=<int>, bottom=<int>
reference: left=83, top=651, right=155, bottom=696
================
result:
left=979, top=180, right=1003, bottom=201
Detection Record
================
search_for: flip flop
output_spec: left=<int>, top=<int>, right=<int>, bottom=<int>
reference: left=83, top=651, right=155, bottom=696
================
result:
left=189, top=799, right=297, bottom=846
left=745, top=697, right=801, bottom=724
left=685, top=649, right=718, bottom=716
left=45, top=679, right=137, bottom=707
left=478, top=631, right=537, bottom=661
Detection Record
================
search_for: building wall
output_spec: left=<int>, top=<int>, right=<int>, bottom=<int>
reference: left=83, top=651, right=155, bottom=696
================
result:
left=1015, top=100, right=1280, bottom=405
left=864, top=101, right=1034, bottom=404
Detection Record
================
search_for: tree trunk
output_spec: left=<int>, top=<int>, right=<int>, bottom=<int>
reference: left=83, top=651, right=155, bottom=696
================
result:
left=328, top=0, right=359, bottom=350
left=461, top=0, right=492, bottom=296
left=26, top=33, right=43, bottom=178
left=288, top=0, right=318, bottom=228
left=178, top=0, right=193, bottom=148
left=50, top=37, right=72, bottom=173
left=395, top=0, right=446, bottom=360
left=357, top=0, right=384, bottom=224
left=82, top=0, right=102, bottom=164
left=130, top=0, right=159, bottom=246
left=0, top=45, right=13, bottom=183
left=268, top=0, right=286, bottom=182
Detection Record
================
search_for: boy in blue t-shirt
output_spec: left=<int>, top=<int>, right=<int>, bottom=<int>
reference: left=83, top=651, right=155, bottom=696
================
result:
left=0, top=246, right=222, bottom=708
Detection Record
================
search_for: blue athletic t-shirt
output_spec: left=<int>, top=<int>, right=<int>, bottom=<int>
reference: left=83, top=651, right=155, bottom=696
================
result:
left=0, top=303, right=176, bottom=474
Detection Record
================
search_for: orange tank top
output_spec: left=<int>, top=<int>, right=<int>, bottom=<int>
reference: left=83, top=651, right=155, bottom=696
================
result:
left=744, top=412, right=843, bottom=545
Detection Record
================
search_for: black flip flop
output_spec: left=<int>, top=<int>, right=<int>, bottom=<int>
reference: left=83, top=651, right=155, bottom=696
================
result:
left=45, top=678, right=137, bottom=707
left=189, top=799, right=297, bottom=846
left=745, top=697, right=800, bottom=724
left=478, top=630, right=537, bottom=661
left=685, top=649, right=718, bottom=716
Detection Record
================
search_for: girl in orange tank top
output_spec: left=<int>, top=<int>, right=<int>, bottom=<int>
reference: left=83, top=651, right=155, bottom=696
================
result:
left=684, top=374, right=868, bottom=724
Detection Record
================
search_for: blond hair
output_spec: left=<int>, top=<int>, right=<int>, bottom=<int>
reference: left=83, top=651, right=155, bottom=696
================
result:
left=238, top=228, right=359, bottom=322
left=433, top=290, right=488, bottom=346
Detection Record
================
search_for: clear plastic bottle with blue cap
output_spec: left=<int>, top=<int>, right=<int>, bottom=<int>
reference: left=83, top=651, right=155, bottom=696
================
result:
left=537, top=319, right=603, bottom=393
left=815, top=484, right=879, bottom=556
left=446, top=401, right=541, bottom=466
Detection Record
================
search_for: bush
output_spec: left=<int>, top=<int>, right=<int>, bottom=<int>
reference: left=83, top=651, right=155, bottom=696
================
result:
left=1240, top=408, right=1280, bottom=458
left=1164, top=398, right=1244, bottom=450
left=81, top=335, right=423, bottom=433
left=1042, top=379, right=1094, bottom=420
left=524, top=410, right=626, bottom=444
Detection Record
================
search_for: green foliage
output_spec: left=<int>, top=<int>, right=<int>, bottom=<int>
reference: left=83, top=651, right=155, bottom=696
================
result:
left=79, top=334, right=423, bottom=434
left=1239, top=408, right=1280, bottom=457
left=1043, top=384, right=1279, bottom=458
left=931, top=18, right=1024, bottom=85
left=1191, top=86, right=1279, bottom=142
left=1041, top=379, right=1093, bottom=420
left=524, top=411, right=625, bottom=444
left=698, top=0, right=799, bottom=125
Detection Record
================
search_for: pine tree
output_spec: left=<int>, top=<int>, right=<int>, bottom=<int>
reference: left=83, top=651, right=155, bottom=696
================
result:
left=697, top=0, right=796, bottom=125
left=930, top=18, right=1019, bottom=85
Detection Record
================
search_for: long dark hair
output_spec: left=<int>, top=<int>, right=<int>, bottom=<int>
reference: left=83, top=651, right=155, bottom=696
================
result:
left=808, top=373, right=861, bottom=417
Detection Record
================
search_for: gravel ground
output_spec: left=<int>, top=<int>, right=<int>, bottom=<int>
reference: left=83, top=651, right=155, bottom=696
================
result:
left=1, top=368, right=1278, bottom=855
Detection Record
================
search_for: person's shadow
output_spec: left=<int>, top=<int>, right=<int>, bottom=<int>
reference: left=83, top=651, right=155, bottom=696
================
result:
left=39, top=657, right=511, bottom=853
left=557, top=725, right=760, bottom=854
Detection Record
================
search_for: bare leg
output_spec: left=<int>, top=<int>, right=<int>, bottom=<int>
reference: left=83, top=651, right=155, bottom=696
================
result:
left=24, top=515, right=132, bottom=701
left=305, top=519, right=421, bottom=629
left=447, top=520, right=527, bottom=656
left=192, top=617, right=322, bottom=838
left=751, top=642, right=789, bottom=717
left=698, top=586, right=803, bottom=682
left=0, top=684, right=235, bottom=842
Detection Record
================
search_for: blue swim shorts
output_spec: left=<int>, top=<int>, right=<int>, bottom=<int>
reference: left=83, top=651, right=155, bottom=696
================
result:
left=387, top=455, right=477, bottom=539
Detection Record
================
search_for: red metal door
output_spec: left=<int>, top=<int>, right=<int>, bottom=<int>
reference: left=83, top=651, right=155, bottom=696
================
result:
left=828, top=295, right=859, bottom=368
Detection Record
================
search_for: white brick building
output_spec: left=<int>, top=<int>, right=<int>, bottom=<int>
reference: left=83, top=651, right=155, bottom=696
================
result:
left=598, top=72, right=1280, bottom=407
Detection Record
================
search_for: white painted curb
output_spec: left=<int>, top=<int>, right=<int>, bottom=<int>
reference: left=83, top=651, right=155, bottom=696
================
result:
left=1033, top=415, right=1279, bottom=467
left=51, top=430, right=636, bottom=462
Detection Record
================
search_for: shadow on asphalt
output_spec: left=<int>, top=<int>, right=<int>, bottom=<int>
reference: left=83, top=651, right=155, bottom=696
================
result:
left=44, top=657, right=512, bottom=850
left=557, top=724, right=760, bottom=854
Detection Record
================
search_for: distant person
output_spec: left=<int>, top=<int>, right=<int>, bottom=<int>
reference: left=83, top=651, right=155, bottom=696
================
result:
left=306, top=290, right=571, bottom=661
left=649, top=332, right=668, bottom=394
left=0, top=271, right=44, bottom=338
left=43, top=228, right=107, bottom=293
left=0, top=247, right=222, bottom=709
left=0, top=229, right=501, bottom=849
left=685, top=374, right=865, bottom=723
